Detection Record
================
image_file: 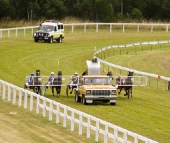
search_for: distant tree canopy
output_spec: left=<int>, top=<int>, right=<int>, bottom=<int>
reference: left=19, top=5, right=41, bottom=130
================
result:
left=0, top=0, right=170, bottom=22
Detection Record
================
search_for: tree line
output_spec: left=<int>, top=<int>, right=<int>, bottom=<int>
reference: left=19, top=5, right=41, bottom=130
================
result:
left=1, top=0, right=170, bottom=22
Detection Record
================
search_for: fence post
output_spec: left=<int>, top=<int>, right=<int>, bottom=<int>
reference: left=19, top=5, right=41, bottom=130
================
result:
left=95, top=119, right=99, bottom=142
left=30, top=94, right=33, bottom=111
left=84, top=24, right=86, bottom=33
left=110, top=24, right=112, bottom=33
left=96, top=24, right=98, bottom=32
left=24, top=91, right=28, bottom=109
left=79, top=113, right=83, bottom=135
left=87, top=116, right=91, bottom=138
left=72, top=24, right=74, bottom=33
left=137, top=24, right=139, bottom=33
left=63, top=106, right=67, bottom=127
left=2, top=82, right=6, bottom=99
left=166, top=25, right=169, bottom=33
left=71, top=109, right=75, bottom=131
left=8, top=84, right=11, bottom=101
left=13, top=87, right=16, bottom=104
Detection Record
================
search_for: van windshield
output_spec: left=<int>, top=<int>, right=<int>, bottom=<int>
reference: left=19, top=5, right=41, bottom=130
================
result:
left=84, top=77, right=110, bottom=85
left=39, top=25, right=54, bottom=32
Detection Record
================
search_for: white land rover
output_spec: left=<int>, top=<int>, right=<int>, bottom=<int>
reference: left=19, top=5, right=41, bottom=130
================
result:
left=33, top=20, right=64, bottom=43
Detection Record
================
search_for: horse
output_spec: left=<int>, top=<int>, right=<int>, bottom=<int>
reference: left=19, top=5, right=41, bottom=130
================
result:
left=24, top=69, right=42, bottom=95
left=43, top=71, right=62, bottom=97
left=51, top=71, right=62, bottom=97
left=116, top=71, right=134, bottom=99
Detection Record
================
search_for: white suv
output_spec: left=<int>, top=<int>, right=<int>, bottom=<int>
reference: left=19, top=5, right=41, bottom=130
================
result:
left=33, top=20, right=64, bottom=43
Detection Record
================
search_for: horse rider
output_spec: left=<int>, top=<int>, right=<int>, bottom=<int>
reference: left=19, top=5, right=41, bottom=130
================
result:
left=46, top=72, right=55, bottom=89
left=68, top=72, right=79, bottom=94
left=25, top=72, right=34, bottom=88
left=115, top=75, right=122, bottom=88
left=70, top=72, right=79, bottom=85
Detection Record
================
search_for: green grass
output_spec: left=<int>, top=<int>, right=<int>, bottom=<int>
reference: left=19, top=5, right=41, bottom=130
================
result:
left=0, top=29, right=170, bottom=143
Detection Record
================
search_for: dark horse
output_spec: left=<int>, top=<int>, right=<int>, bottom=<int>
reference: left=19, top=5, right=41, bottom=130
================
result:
left=116, top=71, right=133, bottom=99
left=52, top=71, right=62, bottom=97
left=43, top=71, right=62, bottom=97
left=24, top=69, right=42, bottom=95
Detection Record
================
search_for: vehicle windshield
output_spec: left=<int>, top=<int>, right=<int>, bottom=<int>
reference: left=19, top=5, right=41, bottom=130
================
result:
left=38, top=25, right=54, bottom=32
left=84, top=77, right=110, bottom=85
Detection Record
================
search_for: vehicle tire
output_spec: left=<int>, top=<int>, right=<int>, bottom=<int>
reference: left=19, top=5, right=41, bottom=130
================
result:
left=75, top=91, right=81, bottom=102
left=110, top=102, right=116, bottom=105
left=57, top=36, right=62, bottom=43
left=34, top=38, right=38, bottom=42
left=82, top=95, right=87, bottom=105
left=49, top=37, right=53, bottom=43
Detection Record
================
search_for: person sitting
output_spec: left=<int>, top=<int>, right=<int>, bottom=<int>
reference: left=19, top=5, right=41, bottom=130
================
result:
left=115, top=75, right=122, bottom=88
left=25, top=72, right=34, bottom=88
left=46, top=72, right=55, bottom=89
left=69, top=72, right=79, bottom=94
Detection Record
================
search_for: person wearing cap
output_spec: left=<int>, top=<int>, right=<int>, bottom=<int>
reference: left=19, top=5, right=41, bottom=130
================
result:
left=69, top=72, right=79, bottom=94
left=46, top=72, right=55, bottom=89
left=26, top=72, right=34, bottom=88
left=71, top=72, right=78, bottom=84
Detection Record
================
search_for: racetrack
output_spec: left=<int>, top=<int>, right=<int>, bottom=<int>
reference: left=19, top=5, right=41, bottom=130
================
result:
left=0, top=29, right=170, bottom=143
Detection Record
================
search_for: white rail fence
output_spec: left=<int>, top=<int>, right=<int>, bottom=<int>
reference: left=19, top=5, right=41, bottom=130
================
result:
left=1, top=23, right=170, bottom=38
left=94, top=40, right=170, bottom=90
left=0, top=79, right=158, bottom=143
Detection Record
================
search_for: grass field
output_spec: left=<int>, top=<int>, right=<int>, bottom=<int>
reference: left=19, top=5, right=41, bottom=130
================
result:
left=0, top=28, right=170, bottom=143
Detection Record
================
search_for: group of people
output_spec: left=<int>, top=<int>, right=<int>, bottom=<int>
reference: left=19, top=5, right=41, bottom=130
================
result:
left=26, top=71, right=79, bottom=88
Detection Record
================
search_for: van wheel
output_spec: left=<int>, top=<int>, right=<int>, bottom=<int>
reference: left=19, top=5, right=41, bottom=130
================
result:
left=49, top=37, right=53, bottom=43
left=75, top=92, right=81, bottom=102
left=57, top=36, right=62, bottom=43
left=34, top=38, right=38, bottom=42
left=82, top=95, right=87, bottom=105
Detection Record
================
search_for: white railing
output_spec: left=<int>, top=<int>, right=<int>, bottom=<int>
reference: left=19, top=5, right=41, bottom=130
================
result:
left=94, top=40, right=170, bottom=90
left=1, top=23, right=170, bottom=38
left=0, top=79, right=158, bottom=143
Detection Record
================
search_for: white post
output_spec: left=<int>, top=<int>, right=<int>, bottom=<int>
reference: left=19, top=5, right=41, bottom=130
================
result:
left=84, top=24, right=86, bottom=33
left=137, top=24, right=139, bottom=33
left=24, top=91, right=27, bottom=109
left=63, top=106, right=67, bottom=127
left=96, top=24, right=98, bottom=32
left=32, top=28, right=33, bottom=35
left=166, top=25, right=169, bottom=33
left=30, top=94, right=33, bottom=111
left=13, top=87, right=16, bottom=104
left=24, top=28, right=26, bottom=37
left=71, top=109, right=75, bottom=131
left=113, top=127, right=118, bottom=143
left=95, top=119, right=99, bottom=142
left=56, top=103, right=60, bottom=124
left=87, top=116, right=91, bottom=138
left=8, top=30, right=10, bottom=38
left=122, top=24, right=125, bottom=33
left=36, top=95, right=40, bottom=114
left=8, top=85, right=11, bottom=101
left=16, top=28, right=18, bottom=37
left=79, top=113, right=83, bottom=135
left=151, top=25, right=153, bottom=33
left=104, top=123, right=108, bottom=143
left=123, top=130, right=128, bottom=143
left=18, top=89, right=22, bottom=106
left=49, top=100, right=53, bottom=121
left=110, top=24, right=112, bottom=33
left=43, top=97, right=46, bottom=117
left=2, top=82, right=6, bottom=99
left=72, top=24, right=74, bottom=33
